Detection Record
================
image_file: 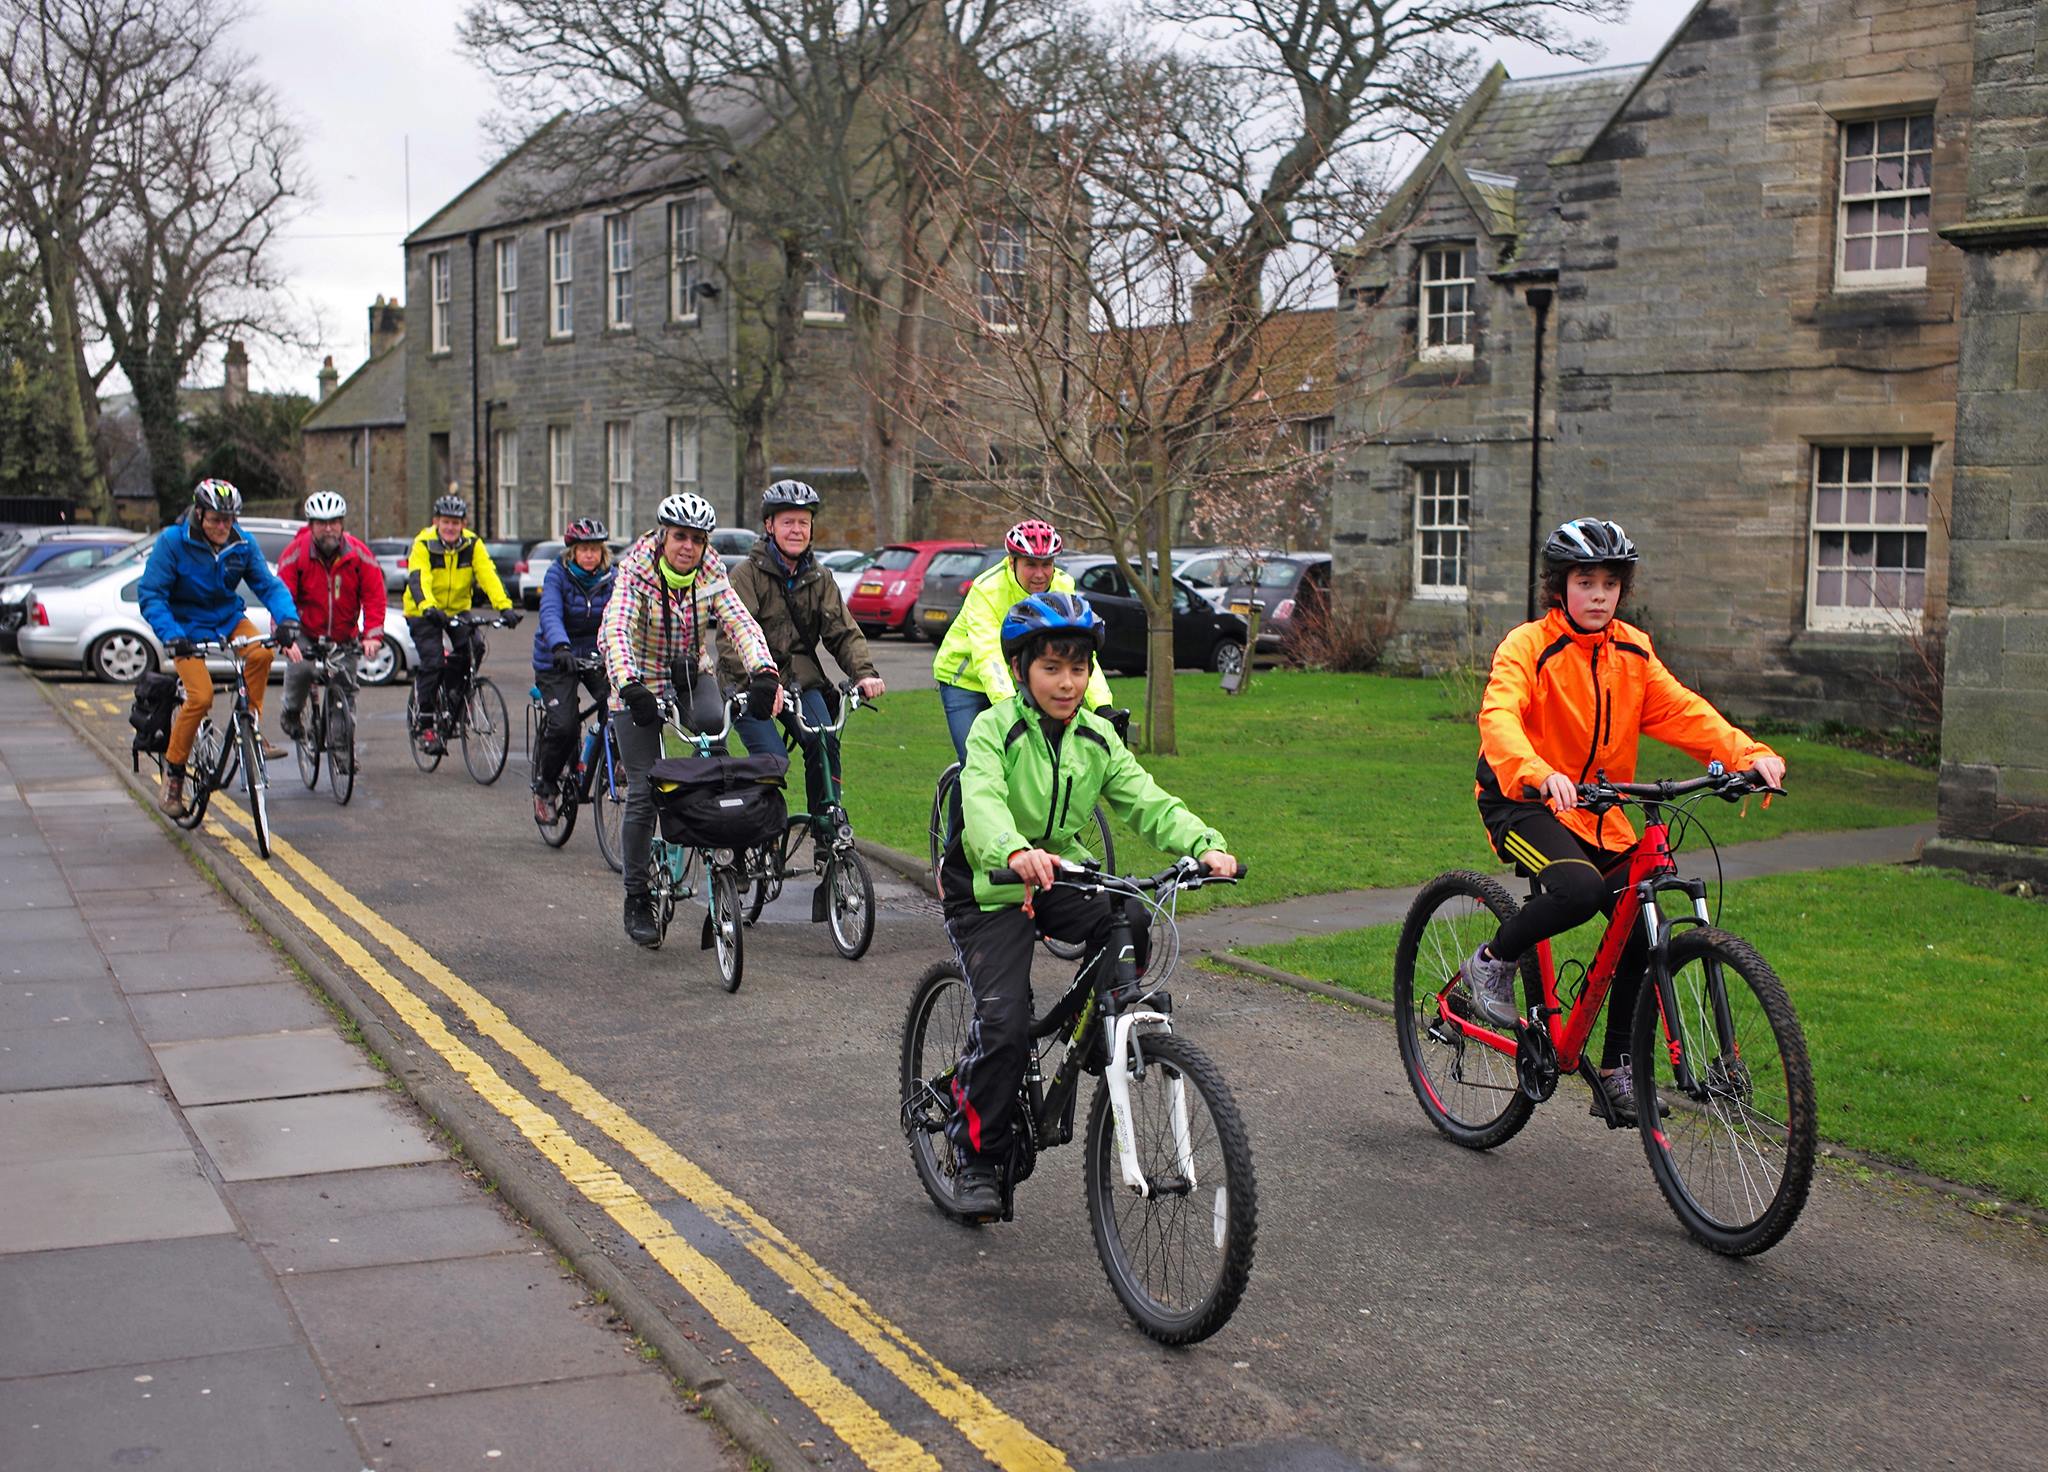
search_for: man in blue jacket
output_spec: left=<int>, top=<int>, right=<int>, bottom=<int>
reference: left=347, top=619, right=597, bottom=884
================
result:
left=530, top=517, right=616, bottom=822
left=138, top=479, right=302, bottom=817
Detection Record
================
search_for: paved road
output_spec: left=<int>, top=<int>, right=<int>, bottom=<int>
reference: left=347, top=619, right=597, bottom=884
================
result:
left=39, top=668, right=2047, bottom=1471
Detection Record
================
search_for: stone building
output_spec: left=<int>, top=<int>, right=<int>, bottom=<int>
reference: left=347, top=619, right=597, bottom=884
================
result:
left=1334, top=0, right=2012, bottom=729
left=300, top=298, right=408, bottom=538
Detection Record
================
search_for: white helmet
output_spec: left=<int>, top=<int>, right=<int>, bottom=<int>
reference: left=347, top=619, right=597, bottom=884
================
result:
left=304, top=491, right=348, bottom=521
left=658, top=492, right=717, bottom=532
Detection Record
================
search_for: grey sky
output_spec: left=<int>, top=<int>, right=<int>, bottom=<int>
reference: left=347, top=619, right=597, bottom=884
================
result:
left=237, top=0, right=1698, bottom=397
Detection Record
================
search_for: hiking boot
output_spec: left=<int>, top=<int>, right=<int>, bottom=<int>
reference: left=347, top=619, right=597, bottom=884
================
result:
left=1460, top=944, right=1519, bottom=1026
left=953, top=1162, right=1001, bottom=1219
left=1593, top=1057, right=1669, bottom=1125
left=158, top=769, right=188, bottom=818
left=624, top=893, right=661, bottom=949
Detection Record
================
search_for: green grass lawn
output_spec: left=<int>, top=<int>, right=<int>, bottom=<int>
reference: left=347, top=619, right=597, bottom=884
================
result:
left=1234, top=864, right=2048, bottom=1206
left=839, top=670, right=1934, bottom=908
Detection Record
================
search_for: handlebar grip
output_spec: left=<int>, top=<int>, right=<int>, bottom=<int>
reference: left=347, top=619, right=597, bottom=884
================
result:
left=1226, top=861, right=1248, bottom=883
left=988, top=869, right=1023, bottom=887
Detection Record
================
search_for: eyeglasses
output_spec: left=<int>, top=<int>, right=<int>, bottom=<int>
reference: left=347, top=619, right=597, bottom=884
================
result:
left=665, top=528, right=709, bottom=546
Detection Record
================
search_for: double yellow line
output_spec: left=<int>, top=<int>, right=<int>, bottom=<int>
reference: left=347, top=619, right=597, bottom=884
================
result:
left=202, top=795, right=1066, bottom=1472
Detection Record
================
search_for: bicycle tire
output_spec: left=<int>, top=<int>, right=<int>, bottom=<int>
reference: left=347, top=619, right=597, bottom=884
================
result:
left=238, top=715, right=271, bottom=860
left=462, top=678, right=510, bottom=785
left=172, top=720, right=223, bottom=831
left=928, top=764, right=960, bottom=880
left=824, top=847, right=875, bottom=960
left=406, top=687, right=441, bottom=772
left=899, top=960, right=977, bottom=1223
left=710, top=866, right=744, bottom=992
left=536, top=775, right=577, bottom=846
left=326, top=687, right=356, bottom=806
left=1392, top=871, right=1536, bottom=1150
left=295, top=705, right=320, bottom=789
left=594, top=726, right=626, bottom=872
left=1085, top=1030, right=1257, bottom=1345
left=1634, top=927, right=1816, bottom=1257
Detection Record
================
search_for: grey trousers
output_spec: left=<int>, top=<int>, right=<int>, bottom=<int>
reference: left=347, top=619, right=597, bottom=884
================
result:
left=281, top=650, right=358, bottom=733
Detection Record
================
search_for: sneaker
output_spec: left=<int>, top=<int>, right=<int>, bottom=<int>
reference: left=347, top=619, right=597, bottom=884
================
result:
left=1460, top=944, right=1519, bottom=1025
left=1592, top=1057, right=1669, bottom=1125
left=623, top=893, right=661, bottom=949
left=280, top=713, right=304, bottom=744
left=258, top=736, right=287, bottom=761
left=157, top=770, right=187, bottom=818
left=419, top=727, right=445, bottom=756
left=533, top=790, right=558, bottom=824
left=953, top=1162, right=1001, bottom=1219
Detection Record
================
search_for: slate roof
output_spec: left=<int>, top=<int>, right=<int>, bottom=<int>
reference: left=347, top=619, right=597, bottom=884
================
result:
left=301, top=342, right=404, bottom=432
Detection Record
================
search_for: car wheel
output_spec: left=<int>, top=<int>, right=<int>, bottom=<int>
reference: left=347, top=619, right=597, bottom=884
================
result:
left=89, top=630, right=157, bottom=683
left=1210, top=638, right=1245, bottom=676
left=357, top=640, right=401, bottom=686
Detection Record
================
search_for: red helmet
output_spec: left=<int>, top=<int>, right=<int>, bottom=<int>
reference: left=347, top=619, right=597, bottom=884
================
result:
left=1004, top=519, right=1062, bottom=559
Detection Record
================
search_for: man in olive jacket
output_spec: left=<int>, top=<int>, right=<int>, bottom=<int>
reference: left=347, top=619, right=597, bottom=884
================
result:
left=724, top=480, right=886, bottom=823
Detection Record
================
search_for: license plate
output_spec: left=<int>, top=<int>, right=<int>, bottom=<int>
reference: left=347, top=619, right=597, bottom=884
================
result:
left=857, top=582, right=883, bottom=596
left=1229, top=602, right=1252, bottom=618
left=922, top=609, right=948, bottom=622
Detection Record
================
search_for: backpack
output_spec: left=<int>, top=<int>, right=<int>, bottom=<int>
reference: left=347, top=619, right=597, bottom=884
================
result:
left=649, top=751, right=788, bottom=849
left=127, top=671, right=181, bottom=770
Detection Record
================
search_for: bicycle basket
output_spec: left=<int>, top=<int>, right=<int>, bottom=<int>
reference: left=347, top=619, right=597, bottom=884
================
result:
left=649, top=751, right=788, bottom=848
left=127, top=671, right=181, bottom=769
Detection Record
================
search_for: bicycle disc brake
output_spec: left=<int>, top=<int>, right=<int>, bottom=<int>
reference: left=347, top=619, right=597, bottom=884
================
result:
left=1514, top=1017, right=1559, bottom=1103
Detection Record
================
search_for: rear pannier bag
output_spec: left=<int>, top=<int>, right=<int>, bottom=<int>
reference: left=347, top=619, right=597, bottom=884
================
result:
left=128, top=670, right=181, bottom=769
left=649, top=751, right=788, bottom=848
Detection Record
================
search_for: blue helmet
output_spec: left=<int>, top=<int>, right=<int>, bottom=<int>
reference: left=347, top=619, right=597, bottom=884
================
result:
left=1000, top=591, right=1105, bottom=662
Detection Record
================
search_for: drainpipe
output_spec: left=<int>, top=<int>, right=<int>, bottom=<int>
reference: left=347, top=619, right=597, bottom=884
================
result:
left=1524, top=285, right=1553, bottom=621
left=360, top=428, right=371, bottom=539
left=468, top=231, right=484, bottom=537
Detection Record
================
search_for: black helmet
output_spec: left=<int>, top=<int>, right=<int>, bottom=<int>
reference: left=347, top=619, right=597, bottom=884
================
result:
left=563, top=516, right=608, bottom=545
left=1543, top=518, right=1638, bottom=567
left=761, top=479, right=820, bottom=519
left=433, top=492, right=469, bottom=519
left=192, top=478, right=243, bottom=516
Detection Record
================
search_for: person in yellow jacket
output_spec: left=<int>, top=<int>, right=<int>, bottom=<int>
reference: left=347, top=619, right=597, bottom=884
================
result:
left=931, top=519, right=1112, bottom=761
left=1462, top=517, right=1786, bottom=1123
left=403, top=491, right=520, bottom=753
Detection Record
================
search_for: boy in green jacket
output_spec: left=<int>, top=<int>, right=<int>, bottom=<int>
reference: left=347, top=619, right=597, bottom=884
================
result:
left=940, top=591, right=1238, bottom=1219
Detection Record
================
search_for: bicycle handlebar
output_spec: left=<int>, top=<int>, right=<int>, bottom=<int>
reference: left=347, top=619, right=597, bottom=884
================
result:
left=1577, top=764, right=1782, bottom=813
left=986, top=855, right=1248, bottom=891
left=782, top=680, right=870, bottom=737
left=659, top=689, right=745, bottom=745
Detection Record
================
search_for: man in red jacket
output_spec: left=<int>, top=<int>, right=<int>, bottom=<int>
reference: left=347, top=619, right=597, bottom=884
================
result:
left=275, top=491, right=387, bottom=745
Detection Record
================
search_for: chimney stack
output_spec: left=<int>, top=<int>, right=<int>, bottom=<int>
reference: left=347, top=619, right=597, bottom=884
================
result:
left=222, top=339, right=249, bottom=406
left=317, top=355, right=339, bottom=402
left=369, top=294, right=406, bottom=359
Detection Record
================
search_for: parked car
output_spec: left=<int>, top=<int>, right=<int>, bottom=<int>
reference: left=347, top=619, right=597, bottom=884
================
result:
left=846, top=540, right=978, bottom=637
left=0, top=529, right=141, bottom=579
left=20, top=562, right=270, bottom=683
left=0, top=536, right=141, bottom=640
left=518, top=538, right=630, bottom=608
left=819, top=547, right=879, bottom=599
left=909, top=545, right=1004, bottom=643
left=1172, top=546, right=1294, bottom=612
left=2, top=537, right=155, bottom=653
left=368, top=537, right=411, bottom=594
left=1219, top=552, right=1333, bottom=650
left=712, top=528, right=758, bottom=560
left=1062, top=555, right=1249, bottom=675
left=354, top=616, right=417, bottom=686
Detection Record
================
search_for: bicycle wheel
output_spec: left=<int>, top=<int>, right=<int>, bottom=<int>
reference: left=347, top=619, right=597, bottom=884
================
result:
left=295, top=703, right=320, bottom=789
left=406, top=687, right=441, bottom=772
left=709, top=866, right=744, bottom=992
left=462, top=678, right=510, bottom=785
left=535, top=773, right=577, bottom=846
left=1634, top=927, right=1817, bottom=1256
left=823, top=847, right=876, bottom=960
left=325, top=689, right=355, bottom=806
left=927, top=764, right=961, bottom=879
left=1085, top=1030, right=1257, bottom=1345
left=238, top=714, right=271, bottom=860
left=172, top=720, right=223, bottom=831
left=1392, top=871, right=1536, bottom=1150
left=900, top=960, right=976, bottom=1222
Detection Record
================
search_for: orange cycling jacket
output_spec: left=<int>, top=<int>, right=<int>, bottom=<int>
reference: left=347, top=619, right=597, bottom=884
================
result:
left=1476, top=608, right=1777, bottom=850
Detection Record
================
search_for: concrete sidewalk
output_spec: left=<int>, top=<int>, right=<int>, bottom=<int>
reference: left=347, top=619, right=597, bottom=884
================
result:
left=0, top=668, right=734, bottom=1472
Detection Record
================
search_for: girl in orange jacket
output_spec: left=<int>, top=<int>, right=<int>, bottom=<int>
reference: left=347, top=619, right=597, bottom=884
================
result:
left=1462, top=518, right=1787, bottom=1122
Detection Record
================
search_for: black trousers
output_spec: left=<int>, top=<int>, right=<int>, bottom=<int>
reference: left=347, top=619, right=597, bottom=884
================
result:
left=1485, top=807, right=1645, bottom=1070
left=942, top=890, right=1151, bottom=1163
left=409, top=617, right=476, bottom=723
left=534, top=663, right=608, bottom=786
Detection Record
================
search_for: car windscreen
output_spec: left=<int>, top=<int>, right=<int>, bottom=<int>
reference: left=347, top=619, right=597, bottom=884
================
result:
left=871, top=547, right=919, bottom=571
left=926, top=550, right=994, bottom=580
left=1227, top=558, right=1301, bottom=589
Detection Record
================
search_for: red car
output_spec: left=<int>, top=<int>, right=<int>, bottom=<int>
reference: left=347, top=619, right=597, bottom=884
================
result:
left=846, top=539, right=977, bottom=637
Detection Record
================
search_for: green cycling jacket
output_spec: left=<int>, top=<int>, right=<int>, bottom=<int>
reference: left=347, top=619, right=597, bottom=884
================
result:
left=931, top=560, right=1113, bottom=709
left=956, top=694, right=1225, bottom=911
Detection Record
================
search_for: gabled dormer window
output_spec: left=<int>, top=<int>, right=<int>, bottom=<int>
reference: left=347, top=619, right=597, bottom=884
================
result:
left=1418, top=246, right=1474, bottom=362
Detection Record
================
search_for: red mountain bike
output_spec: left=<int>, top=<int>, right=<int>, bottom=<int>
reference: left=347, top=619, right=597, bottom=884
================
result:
left=1393, top=765, right=1816, bottom=1256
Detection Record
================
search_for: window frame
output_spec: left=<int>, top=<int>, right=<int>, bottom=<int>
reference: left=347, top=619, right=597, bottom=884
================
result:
left=428, top=250, right=451, bottom=354
left=667, top=416, right=700, bottom=496
left=1411, top=462, right=1471, bottom=601
left=1806, top=442, right=1932, bottom=632
left=803, top=258, right=847, bottom=322
left=494, top=237, right=519, bottom=346
left=494, top=428, right=519, bottom=538
left=547, top=225, right=574, bottom=339
left=668, top=197, right=701, bottom=324
left=1416, top=245, right=1475, bottom=363
left=605, top=419, right=633, bottom=530
left=605, top=213, right=634, bottom=330
left=1835, top=113, right=1934, bottom=291
left=1304, top=416, right=1333, bottom=456
left=977, top=219, right=1029, bottom=332
left=547, top=424, right=573, bottom=531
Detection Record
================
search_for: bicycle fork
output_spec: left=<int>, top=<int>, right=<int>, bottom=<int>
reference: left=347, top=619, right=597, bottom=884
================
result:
left=1099, top=1010, right=1194, bottom=1198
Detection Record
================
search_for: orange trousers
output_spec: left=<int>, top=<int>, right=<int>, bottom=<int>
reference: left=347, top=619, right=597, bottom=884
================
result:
left=167, top=618, right=272, bottom=767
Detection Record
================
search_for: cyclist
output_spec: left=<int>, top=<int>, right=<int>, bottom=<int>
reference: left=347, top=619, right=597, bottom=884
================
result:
left=531, top=517, right=616, bottom=823
left=722, top=479, right=885, bottom=828
left=598, top=492, right=783, bottom=949
left=931, top=519, right=1114, bottom=762
left=1463, top=517, right=1787, bottom=1122
left=275, top=490, right=385, bottom=749
left=403, top=490, right=520, bottom=754
left=939, top=591, right=1237, bottom=1219
left=138, top=478, right=303, bottom=818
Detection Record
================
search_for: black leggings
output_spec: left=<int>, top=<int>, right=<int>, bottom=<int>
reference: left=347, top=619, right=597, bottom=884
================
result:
left=1487, top=808, right=1644, bottom=1070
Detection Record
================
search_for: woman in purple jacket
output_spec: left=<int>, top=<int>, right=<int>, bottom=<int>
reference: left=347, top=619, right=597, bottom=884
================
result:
left=529, top=518, right=616, bottom=821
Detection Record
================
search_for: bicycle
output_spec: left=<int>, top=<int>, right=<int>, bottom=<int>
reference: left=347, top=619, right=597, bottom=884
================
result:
left=741, top=680, right=877, bottom=960
left=166, top=633, right=281, bottom=859
left=899, top=856, right=1258, bottom=1344
left=1393, top=764, right=1816, bottom=1256
left=926, top=706, right=1129, bottom=962
left=645, top=691, right=754, bottom=992
left=291, top=636, right=361, bottom=806
left=404, top=611, right=513, bottom=785
left=525, top=653, right=626, bottom=871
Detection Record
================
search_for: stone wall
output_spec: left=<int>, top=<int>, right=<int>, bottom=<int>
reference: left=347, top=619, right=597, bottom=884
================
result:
left=302, top=426, right=408, bottom=540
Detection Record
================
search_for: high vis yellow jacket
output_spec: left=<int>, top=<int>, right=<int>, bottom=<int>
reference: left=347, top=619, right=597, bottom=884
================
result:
left=1476, top=609, right=1777, bottom=849
left=931, top=560, right=1113, bottom=709
left=403, top=527, right=513, bottom=618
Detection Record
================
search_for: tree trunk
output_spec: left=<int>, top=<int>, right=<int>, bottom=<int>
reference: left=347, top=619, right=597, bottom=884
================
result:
left=1144, top=620, right=1177, bottom=756
left=1138, top=460, right=1178, bottom=754
left=739, top=413, right=770, bottom=505
left=35, top=244, right=109, bottom=521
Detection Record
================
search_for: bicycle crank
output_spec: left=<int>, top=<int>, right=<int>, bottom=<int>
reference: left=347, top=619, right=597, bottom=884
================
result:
left=1514, top=1016, right=1560, bottom=1103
